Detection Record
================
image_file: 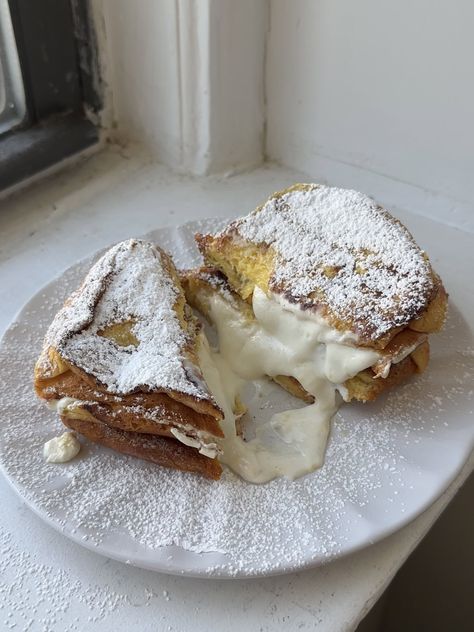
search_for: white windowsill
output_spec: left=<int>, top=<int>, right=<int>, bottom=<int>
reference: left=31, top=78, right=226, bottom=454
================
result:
left=0, top=144, right=473, bottom=632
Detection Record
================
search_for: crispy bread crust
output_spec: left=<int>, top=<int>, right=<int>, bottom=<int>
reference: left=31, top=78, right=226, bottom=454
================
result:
left=62, top=416, right=222, bottom=480
left=35, top=368, right=224, bottom=438
left=35, top=352, right=224, bottom=428
left=344, top=343, right=429, bottom=401
left=35, top=240, right=222, bottom=416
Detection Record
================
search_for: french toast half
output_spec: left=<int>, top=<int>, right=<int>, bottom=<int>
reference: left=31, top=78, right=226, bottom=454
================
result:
left=193, top=184, right=446, bottom=404
left=35, top=239, right=224, bottom=479
left=196, top=184, right=447, bottom=351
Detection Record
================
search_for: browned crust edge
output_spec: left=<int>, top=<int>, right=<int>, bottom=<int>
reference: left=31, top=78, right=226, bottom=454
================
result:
left=62, top=416, right=222, bottom=480
left=35, top=368, right=224, bottom=438
left=195, top=184, right=448, bottom=348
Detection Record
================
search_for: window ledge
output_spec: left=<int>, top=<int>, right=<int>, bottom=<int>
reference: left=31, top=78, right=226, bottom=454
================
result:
left=0, top=113, right=99, bottom=191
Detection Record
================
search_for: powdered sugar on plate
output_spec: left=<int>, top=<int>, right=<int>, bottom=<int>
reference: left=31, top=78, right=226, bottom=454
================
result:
left=226, top=185, right=436, bottom=340
left=0, top=219, right=473, bottom=578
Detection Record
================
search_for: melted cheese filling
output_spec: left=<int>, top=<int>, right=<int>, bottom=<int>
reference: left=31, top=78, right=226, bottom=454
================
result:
left=197, top=287, right=380, bottom=483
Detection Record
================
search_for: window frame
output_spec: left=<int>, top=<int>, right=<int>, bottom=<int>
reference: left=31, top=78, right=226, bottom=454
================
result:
left=0, top=0, right=101, bottom=192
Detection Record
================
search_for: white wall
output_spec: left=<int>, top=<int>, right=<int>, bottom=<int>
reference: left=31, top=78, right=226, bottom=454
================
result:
left=266, top=0, right=474, bottom=224
left=96, top=0, right=266, bottom=175
left=205, top=0, right=267, bottom=173
left=99, top=0, right=182, bottom=167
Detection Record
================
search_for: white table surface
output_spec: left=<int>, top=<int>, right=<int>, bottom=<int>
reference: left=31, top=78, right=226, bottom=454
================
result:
left=1, top=146, right=473, bottom=632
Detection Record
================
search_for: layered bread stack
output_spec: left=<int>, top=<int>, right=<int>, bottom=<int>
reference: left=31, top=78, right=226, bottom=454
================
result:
left=34, top=240, right=226, bottom=479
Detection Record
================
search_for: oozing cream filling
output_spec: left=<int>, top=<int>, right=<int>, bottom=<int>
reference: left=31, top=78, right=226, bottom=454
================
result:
left=169, top=428, right=219, bottom=459
left=47, top=397, right=84, bottom=415
left=197, top=287, right=381, bottom=483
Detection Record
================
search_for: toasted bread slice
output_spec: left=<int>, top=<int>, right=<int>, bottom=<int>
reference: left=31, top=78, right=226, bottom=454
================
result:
left=181, top=266, right=430, bottom=403
left=344, top=342, right=429, bottom=401
left=196, top=184, right=447, bottom=349
left=35, top=239, right=224, bottom=478
left=62, top=416, right=222, bottom=480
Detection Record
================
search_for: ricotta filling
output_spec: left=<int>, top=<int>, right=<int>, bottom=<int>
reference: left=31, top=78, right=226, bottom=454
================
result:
left=169, top=428, right=219, bottom=459
left=43, top=431, right=81, bottom=463
left=47, top=397, right=84, bottom=415
left=197, top=287, right=381, bottom=483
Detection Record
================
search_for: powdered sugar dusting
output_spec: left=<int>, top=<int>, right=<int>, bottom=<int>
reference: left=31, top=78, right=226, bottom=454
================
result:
left=231, top=185, right=435, bottom=340
left=0, top=220, right=472, bottom=578
left=41, top=239, right=211, bottom=400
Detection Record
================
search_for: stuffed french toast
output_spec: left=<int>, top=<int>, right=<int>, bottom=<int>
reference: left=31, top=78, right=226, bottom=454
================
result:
left=35, top=185, right=447, bottom=483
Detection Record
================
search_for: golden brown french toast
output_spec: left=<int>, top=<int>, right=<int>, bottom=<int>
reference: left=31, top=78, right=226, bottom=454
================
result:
left=62, top=416, right=222, bottom=480
left=196, top=183, right=447, bottom=350
left=35, top=239, right=224, bottom=479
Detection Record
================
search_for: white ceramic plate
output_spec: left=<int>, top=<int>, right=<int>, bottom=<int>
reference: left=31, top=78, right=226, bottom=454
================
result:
left=0, top=219, right=473, bottom=578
